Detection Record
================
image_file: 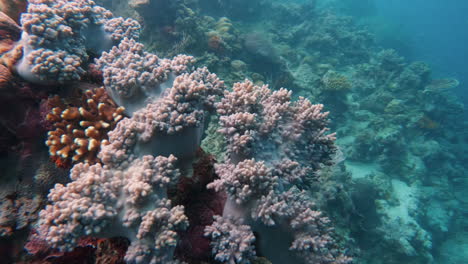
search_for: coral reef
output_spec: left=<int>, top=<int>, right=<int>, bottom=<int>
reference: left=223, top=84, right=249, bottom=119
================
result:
left=322, top=70, right=352, bottom=92
left=172, top=149, right=226, bottom=263
left=95, top=38, right=196, bottom=114
left=0, top=1, right=465, bottom=264
left=0, top=63, right=12, bottom=90
left=204, top=216, right=256, bottom=264
left=35, top=35, right=226, bottom=263
left=423, top=78, right=459, bottom=93
left=44, top=86, right=125, bottom=168
left=38, top=155, right=187, bottom=263
left=29, top=10, right=350, bottom=263
left=207, top=80, right=350, bottom=263
left=24, top=232, right=130, bottom=263
left=15, top=0, right=140, bottom=83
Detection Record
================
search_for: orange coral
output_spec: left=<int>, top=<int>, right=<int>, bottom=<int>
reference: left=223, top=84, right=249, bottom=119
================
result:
left=208, top=35, right=224, bottom=52
left=45, top=87, right=125, bottom=167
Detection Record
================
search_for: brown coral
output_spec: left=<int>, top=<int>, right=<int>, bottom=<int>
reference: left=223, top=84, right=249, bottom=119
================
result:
left=0, top=63, right=12, bottom=90
left=0, top=11, right=23, bottom=70
left=0, top=0, right=27, bottom=24
left=45, top=87, right=125, bottom=168
left=322, top=70, right=352, bottom=92
left=0, top=11, right=21, bottom=55
left=0, top=194, right=43, bottom=237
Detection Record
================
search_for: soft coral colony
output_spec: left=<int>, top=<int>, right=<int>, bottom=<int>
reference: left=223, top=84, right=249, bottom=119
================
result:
left=8, top=0, right=351, bottom=263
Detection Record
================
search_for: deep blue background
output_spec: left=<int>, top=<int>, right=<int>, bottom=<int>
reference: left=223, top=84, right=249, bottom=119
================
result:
left=373, top=0, right=468, bottom=112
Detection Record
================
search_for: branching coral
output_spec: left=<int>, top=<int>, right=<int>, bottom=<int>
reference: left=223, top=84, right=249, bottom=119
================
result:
left=32, top=4, right=349, bottom=263
left=97, top=40, right=224, bottom=163
left=204, top=216, right=256, bottom=264
left=95, top=38, right=196, bottom=115
left=38, top=155, right=187, bottom=263
left=215, top=80, right=335, bottom=165
left=45, top=87, right=125, bottom=167
left=207, top=80, right=349, bottom=264
left=15, top=0, right=140, bottom=83
left=37, top=37, right=226, bottom=263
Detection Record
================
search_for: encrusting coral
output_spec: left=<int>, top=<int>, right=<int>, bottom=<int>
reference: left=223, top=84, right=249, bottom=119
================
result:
left=45, top=86, right=125, bottom=168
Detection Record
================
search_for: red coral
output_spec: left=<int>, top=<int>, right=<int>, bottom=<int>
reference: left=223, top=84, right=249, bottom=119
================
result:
left=173, top=149, right=226, bottom=263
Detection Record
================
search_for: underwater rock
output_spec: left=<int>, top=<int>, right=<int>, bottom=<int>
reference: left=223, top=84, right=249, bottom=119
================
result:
left=376, top=180, right=433, bottom=262
left=244, top=32, right=280, bottom=63
left=230, top=59, right=247, bottom=73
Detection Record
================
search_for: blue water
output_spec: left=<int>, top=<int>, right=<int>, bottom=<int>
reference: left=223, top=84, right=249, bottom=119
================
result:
left=358, top=0, right=468, bottom=115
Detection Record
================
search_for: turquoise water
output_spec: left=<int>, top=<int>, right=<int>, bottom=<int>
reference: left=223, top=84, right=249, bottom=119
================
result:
left=0, top=0, right=466, bottom=263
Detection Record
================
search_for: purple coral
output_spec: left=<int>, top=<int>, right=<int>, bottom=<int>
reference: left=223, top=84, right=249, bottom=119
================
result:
left=16, top=0, right=140, bottom=83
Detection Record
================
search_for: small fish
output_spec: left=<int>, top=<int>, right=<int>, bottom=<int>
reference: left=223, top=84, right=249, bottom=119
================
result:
left=423, top=78, right=459, bottom=93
